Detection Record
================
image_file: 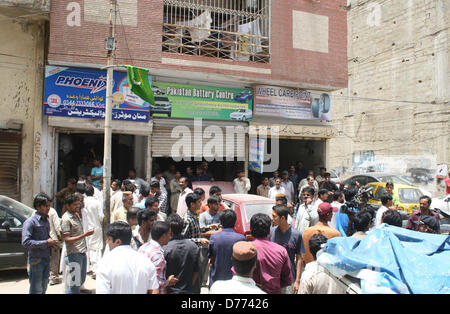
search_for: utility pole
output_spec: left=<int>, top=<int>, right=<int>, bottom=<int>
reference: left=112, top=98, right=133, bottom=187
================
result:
left=102, top=0, right=117, bottom=250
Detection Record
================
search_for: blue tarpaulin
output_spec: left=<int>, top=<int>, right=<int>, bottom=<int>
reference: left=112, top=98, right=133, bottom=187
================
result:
left=317, top=224, right=450, bottom=294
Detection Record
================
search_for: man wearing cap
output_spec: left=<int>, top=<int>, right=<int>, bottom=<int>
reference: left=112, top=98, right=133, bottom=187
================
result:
left=406, top=195, right=440, bottom=232
left=301, top=202, right=342, bottom=265
left=281, top=170, right=295, bottom=205
left=415, top=215, right=440, bottom=234
left=209, top=241, right=265, bottom=294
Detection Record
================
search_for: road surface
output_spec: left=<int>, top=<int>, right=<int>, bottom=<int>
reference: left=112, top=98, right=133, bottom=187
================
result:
left=0, top=270, right=209, bottom=294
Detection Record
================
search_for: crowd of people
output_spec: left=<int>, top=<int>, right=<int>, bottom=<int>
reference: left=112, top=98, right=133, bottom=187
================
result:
left=21, top=159, right=446, bottom=294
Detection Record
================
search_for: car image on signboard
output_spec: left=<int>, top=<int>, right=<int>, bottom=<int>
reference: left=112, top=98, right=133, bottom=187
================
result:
left=151, top=96, right=172, bottom=117
left=229, top=109, right=252, bottom=121
left=151, top=85, right=166, bottom=95
left=234, top=90, right=253, bottom=103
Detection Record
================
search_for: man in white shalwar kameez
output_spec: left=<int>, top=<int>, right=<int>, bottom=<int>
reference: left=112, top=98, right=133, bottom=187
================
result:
left=110, top=181, right=123, bottom=223
left=84, top=185, right=104, bottom=277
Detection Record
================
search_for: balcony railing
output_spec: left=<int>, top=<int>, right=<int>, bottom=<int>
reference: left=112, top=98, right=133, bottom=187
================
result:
left=162, top=0, right=270, bottom=63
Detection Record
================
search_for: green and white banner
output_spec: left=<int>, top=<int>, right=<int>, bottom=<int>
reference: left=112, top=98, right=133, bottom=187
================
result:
left=151, top=82, right=253, bottom=121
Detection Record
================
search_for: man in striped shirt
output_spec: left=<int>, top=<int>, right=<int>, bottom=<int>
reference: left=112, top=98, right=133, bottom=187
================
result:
left=182, top=193, right=210, bottom=247
left=181, top=193, right=210, bottom=293
left=138, top=221, right=178, bottom=293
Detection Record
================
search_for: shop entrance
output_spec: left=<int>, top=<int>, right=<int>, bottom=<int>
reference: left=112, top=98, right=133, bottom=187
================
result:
left=55, top=132, right=144, bottom=209
left=152, top=157, right=245, bottom=182
left=248, top=138, right=326, bottom=194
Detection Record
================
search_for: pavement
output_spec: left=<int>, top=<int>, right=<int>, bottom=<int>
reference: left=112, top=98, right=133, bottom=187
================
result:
left=0, top=269, right=209, bottom=294
left=0, top=269, right=96, bottom=294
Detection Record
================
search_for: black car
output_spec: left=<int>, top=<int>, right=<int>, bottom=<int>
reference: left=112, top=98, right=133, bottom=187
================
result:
left=341, top=172, right=415, bottom=188
left=0, top=196, right=35, bottom=270
left=407, top=168, right=434, bottom=184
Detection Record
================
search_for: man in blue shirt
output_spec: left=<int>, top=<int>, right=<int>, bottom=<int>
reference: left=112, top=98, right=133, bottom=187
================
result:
left=199, top=196, right=221, bottom=231
left=208, top=210, right=245, bottom=287
left=22, top=193, right=59, bottom=294
left=335, top=188, right=360, bottom=237
left=270, top=204, right=305, bottom=294
left=90, top=158, right=104, bottom=190
left=193, top=167, right=210, bottom=182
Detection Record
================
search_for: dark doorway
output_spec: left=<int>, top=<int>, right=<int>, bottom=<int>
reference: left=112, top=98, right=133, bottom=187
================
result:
left=56, top=133, right=135, bottom=211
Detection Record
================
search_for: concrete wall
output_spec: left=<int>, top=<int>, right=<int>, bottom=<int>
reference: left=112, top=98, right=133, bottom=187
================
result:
left=0, top=11, right=47, bottom=205
left=328, top=0, right=449, bottom=185
left=0, top=0, right=49, bottom=13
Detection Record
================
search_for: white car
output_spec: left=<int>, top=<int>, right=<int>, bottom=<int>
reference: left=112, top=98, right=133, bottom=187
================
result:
left=329, top=169, right=342, bottom=189
left=432, top=195, right=450, bottom=234
left=432, top=194, right=450, bottom=217
left=230, top=109, right=252, bottom=121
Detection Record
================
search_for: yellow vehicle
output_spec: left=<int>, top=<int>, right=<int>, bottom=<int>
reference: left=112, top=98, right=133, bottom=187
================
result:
left=366, top=182, right=421, bottom=214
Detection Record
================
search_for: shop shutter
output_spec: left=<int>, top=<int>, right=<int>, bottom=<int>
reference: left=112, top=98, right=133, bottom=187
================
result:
left=151, top=118, right=246, bottom=159
left=0, top=131, right=21, bottom=201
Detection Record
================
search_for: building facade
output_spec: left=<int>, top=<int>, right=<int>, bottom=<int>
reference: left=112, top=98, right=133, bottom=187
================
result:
left=0, top=0, right=49, bottom=205
left=328, top=0, right=449, bottom=195
left=43, top=0, right=348, bottom=201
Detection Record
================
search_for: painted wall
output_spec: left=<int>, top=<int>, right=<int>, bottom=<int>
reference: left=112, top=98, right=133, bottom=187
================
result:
left=0, top=12, right=47, bottom=205
left=328, top=0, right=449, bottom=197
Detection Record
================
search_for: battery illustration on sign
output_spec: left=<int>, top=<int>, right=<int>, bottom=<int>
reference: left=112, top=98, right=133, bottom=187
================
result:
left=254, top=85, right=332, bottom=121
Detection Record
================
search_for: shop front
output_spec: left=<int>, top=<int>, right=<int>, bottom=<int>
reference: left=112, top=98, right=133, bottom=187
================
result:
left=42, top=66, right=152, bottom=210
left=248, top=85, right=336, bottom=194
left=42, top=66, right=254, bottom=206
left=147, top=81, right=253, bottom=181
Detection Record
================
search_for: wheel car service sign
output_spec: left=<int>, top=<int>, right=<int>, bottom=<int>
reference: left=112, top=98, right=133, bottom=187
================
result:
left=43, top=66, right=151, bottom=122
left=254, top=85, right=331, bottom=121
left=151, top=82, right=253, bottom=121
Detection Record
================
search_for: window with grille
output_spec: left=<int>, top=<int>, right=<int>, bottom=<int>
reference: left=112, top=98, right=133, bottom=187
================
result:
left=163, top=0, right=270, bottom=63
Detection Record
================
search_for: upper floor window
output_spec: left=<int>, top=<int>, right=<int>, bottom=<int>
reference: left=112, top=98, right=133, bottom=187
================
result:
left=163, top=0, right=270, bottom=63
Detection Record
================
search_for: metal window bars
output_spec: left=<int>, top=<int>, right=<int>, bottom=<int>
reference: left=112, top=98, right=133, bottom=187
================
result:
left=162, top=0, right=270, bottom=63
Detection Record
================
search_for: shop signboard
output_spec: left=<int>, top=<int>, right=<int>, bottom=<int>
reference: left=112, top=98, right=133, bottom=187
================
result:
left=249, top=138, right=265, bottom=174
left=437, top=164, right=448, bottom=179
left=151, top=81, right=253, bottom=121
left=254, top=85, right=332, bottom=121
left=43, top=66, right=151, bottom=122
